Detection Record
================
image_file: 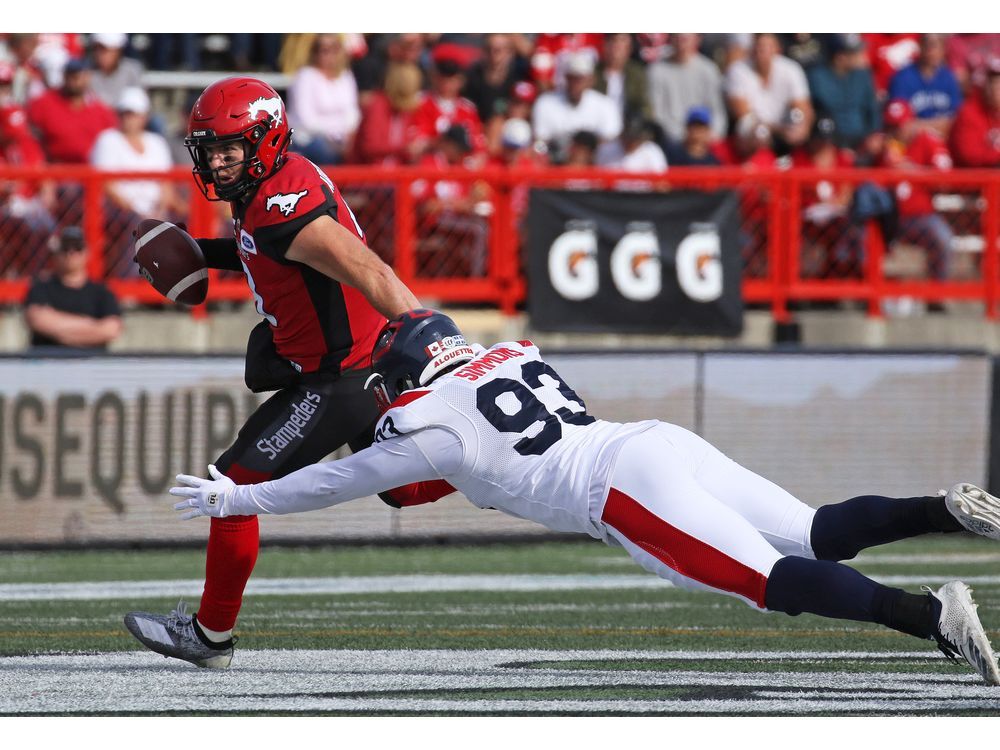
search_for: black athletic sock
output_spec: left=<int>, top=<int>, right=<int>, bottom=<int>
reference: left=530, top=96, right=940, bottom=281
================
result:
left=192, top=614, right=234, bottom=650
left=811, top=494, right=963, bottom=561
left=765, top=556, right=938, bottom=640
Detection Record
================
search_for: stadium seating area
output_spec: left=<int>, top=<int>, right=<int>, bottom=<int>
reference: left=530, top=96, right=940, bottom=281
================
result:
left=2, top=32, right=1000, bottom=317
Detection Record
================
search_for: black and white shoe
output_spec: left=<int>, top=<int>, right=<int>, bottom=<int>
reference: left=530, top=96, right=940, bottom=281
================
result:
left=925, top=581, right=1000, bottom=686
left=124, top=600, right=235, bottom=669
left=944, top=483, right=1000, bottom=541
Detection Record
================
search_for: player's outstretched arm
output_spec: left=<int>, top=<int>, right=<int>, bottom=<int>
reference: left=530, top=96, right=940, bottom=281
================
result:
left=285, top=215, right=420, bottom=319
left=170, top=429, right=462, bottom=520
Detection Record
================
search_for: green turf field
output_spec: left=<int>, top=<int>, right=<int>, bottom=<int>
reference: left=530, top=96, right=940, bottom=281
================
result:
left=2, top=535, right=999, bottom=715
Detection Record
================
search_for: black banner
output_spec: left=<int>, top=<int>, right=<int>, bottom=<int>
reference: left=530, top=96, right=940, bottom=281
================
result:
left=527, top=188, right=743, bottom=335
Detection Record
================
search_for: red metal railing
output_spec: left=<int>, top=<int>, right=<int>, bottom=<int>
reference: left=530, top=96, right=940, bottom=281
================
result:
left=2, top=164, right=997, bottom=319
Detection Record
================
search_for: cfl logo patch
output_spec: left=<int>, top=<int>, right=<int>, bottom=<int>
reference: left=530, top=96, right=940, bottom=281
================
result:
left=208, top=493, right=219, bottom=507
left=425, top=335, right=466, bottom=357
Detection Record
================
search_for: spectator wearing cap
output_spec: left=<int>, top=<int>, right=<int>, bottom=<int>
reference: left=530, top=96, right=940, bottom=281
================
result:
left=353, top=62, right=424, bottom=165
left=888, top=34, right=962, bottom=138
left=875, top=98, right=955, bottom=281
left=27, top=57, right=117, bottom=163
left=90, top=86, right=182, bottom=276
left=949, top=58, right=1000, bottom=167
left=530, top=34, right=603, bottom=94
left=791, top=118, right=863, bottom=278
left=665, top=107, right=721, bottom=166
left=807, top=34, right=881, bottom=153
left=87, top=33, right=143, bottom=110
left=409, top=45, right=487, bottom=163
left=594, top=34, right=651, bottom=123
left=726, top=33, right=814, bottom=154
left=412, top=124, right=491, bottom=277
left=490, top=118, right=541, bottom=236
left=596, top=116, right=668, bottom=174
left=648, top=33, right=727, bottom=145
left=90, top=86, right=179, bottom=216
left=23, top=227, right=122, bottom=350
left=287, top=34, right=361, bottom=166
left=533, top=52, right=622, bottom=164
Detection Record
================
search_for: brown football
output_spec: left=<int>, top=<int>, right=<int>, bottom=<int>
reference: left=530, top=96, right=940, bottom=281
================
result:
left=133, top=219, right=208, bottom=306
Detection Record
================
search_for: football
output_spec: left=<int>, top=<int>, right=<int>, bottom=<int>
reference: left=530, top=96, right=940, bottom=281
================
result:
left=133, top=219, right=208, bottom=306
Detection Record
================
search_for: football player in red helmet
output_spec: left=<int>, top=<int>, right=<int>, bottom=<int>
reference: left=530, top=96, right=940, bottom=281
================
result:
left=125, top=76, right=422, bottom=669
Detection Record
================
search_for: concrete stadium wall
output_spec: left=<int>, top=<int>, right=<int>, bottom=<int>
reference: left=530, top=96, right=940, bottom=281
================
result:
left=0, top=350, right=990, bottom=548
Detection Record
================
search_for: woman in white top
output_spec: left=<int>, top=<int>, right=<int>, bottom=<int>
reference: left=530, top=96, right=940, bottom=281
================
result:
left=90, top=86, right=182, bottom=217
left=287, top=34, right=361, bottom=166
left=90, top=86, right=184, bottom=276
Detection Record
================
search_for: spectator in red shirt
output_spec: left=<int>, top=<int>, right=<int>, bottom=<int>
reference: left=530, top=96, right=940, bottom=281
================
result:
left=0, top=64, right=56, bottom=275
left=27, top=58, right=117, bottom=163
left=353, top=61, right=424, bottom=165
left=412, top=124, right=490, bottom=277
left=791, top=118, right=863, bottom=278
left=876, top=98, right=955, bottom=280
left=712, top=114, right=779, bottom=277
left=949, top=58, right=1000, bottom=167
left=408, top=45, right=487, bottom=164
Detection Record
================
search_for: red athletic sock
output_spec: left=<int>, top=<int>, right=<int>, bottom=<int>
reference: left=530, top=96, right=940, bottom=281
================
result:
left=197, top=514, right=259, bottom=632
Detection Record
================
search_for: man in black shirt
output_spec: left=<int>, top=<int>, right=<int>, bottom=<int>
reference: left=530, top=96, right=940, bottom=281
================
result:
left=23, top=227, right=123, bottom=349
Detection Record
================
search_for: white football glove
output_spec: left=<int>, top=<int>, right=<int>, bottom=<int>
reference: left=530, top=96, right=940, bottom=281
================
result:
left=169, top=464, right=237, bottom=520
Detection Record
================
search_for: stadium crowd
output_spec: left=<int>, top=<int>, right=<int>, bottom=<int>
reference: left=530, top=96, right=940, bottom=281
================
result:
left=1, top=32, right=999, bottom=282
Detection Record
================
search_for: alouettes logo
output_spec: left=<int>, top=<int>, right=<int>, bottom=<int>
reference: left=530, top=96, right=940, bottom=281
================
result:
left=424, top=335, right=467, bottom=357
left=266, top=190, right=308, bottom=217
left=248, top=95, right=284, bottom=126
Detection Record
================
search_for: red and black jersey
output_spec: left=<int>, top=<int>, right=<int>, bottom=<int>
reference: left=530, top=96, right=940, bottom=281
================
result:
left=231, top=153, right=385, bottom=375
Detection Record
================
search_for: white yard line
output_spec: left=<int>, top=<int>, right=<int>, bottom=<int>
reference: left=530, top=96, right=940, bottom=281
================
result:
left=2, top=649, right=998, bottom=715
left=2, top=572, right=1000, bottom=602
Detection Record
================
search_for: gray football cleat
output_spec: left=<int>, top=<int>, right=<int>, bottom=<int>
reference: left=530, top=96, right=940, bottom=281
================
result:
left=925, top=581, right=1000, bottom=686
left=944, top=483, right=1000, bottom=540
left=124, top=600, right=235, bottom=669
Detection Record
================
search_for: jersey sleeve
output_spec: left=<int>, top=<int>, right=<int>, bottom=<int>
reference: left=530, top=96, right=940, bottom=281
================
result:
left=227, top=427, right=462, bottom=516
left=248, top=155, right=356, bottom=261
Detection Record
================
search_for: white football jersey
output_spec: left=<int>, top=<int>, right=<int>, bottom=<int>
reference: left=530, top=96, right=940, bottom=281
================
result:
left=230, top=341, right=656, bottom=537
left=372, top=341, right=657, bottom=536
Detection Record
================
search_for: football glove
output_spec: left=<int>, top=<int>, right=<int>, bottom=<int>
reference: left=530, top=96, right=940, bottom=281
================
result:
left=170, top=464, right=236, bottom=519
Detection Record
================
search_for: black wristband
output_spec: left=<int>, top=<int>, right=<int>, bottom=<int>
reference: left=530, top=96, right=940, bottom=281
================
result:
left=197, top=238, right=243, bottom=272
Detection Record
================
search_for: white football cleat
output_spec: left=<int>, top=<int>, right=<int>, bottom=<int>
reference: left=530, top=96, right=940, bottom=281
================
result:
left=945, top=483, right=1000, bottom=541
left=925, top=581, right=1000, bottom=686
left=124, top=600, right=235, bottom=669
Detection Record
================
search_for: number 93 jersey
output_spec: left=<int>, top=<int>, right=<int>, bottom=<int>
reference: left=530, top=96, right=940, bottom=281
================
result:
left=374, top=340, right=658, bottom=537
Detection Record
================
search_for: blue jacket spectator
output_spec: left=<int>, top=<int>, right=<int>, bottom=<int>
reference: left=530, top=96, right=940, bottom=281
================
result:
left=888, top=34, right=962, bottom=137
left=807, top=34, right=880, bottom=151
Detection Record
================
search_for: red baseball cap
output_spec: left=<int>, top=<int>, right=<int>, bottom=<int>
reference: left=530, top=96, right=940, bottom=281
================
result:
left=512, top=80, right=537, bottom=104
left=884, top=99, right=914, bottom=127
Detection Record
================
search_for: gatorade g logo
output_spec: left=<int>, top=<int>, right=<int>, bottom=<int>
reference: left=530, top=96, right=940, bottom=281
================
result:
left=676, top=223, right=723, bottom=303
left=548, top=221, right=598, bottom=301
left=548, top=221, right=723, bottom=303
left=610, top=222, right=661, bottom=302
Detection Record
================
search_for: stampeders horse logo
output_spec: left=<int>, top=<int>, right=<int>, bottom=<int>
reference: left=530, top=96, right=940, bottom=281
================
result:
left=266, top=190, right=309, bottom=217
left=248, top=95, right=283, bottom=126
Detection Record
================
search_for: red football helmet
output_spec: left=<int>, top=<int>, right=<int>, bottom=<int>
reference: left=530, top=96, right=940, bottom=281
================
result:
left=184, top=77, right=293, bottom=201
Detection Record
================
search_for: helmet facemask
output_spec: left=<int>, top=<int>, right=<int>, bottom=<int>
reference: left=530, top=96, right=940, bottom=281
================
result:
left=185, top=120, right=291, bottom=202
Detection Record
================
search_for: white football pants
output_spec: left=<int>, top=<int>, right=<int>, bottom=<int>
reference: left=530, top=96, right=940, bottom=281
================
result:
left=599, top=422, right=816, bottom=610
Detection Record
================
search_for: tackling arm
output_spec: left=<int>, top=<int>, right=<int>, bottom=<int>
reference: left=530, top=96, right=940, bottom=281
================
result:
left=171, top=428, right=463, bottom=519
